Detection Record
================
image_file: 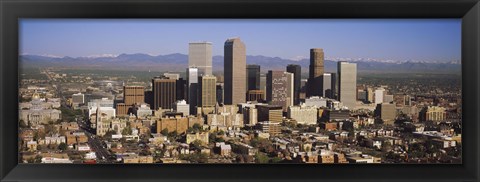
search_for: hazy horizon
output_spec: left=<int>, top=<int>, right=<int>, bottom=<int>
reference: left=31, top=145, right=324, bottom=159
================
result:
left=20, top=19, right=461, bottom=63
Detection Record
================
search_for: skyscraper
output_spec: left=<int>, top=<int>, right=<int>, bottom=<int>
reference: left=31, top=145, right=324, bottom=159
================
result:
left=267, top=71, right=294, bottom=111
left=187, top=67, right=199, bottom=115
left=337, top=62, right=357, bottom=110
left=322, top=73, right=336, bottom=99
left=189, top=42, right=212, bottom=76
left=247, top=64, right=260, bottom=91
left=123, top=86, right=145, bottom=105
left=286, top=64, right=301, bottom=105
left=308, top=48, right=324, bottom=97
left=152, top=77, right=176, bottom=110
left=224, top=38, right=246, bottom=105
left=199, top=75, right=217, bottom=107
left=375, top=88, right=385, bottom=104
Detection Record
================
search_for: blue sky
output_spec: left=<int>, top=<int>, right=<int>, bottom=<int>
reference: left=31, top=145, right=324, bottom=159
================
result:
left=20, top=19, right=461, bottom=63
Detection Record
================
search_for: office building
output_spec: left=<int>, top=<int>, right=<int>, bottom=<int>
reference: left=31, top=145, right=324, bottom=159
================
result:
left=224, top=38, right=246, bottom=105
left=308, top=48, right=324, bottom=97
left=173, top=100, right=190, bottom=116
left=337, top=62, right=357, bottom=110
left=375, top=103, right=396, bottom=122
left=247, top=90, right=265, bottom=102
left=152, top=77, right=176, bottom=110
left=247, top=64, right=260, bottom=91
left=199, top=75, right=217, bottom=107
left=420, top=106, right=447, bottom=122
left=187, top=67, right=199, bottom=115
left=216, top=84, right=223, bottom=105
left=189, top=42, right=212, bottom=76
left=123, top=86, right=145, bottom=105
left=72, top=93, right=85, bottom=106
left=375, top=88, right=385, bottom=104
left=366, top=87, right=374, bottom=103
left=322, top=73, right=336, bottom=99
left=164, top=73, right=180, bottom=80
left=266, top=71, right=294, bottom=111
left=288, top=104, right=318, bottom=125
left=257, top=105, right=283, bottom=123
left=256, top=122, right=281, bottom=135
left=286, top=64, right=301, bottom=105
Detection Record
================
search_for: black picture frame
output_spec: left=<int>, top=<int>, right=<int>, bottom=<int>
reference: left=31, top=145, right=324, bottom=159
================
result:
left=1, top=0, right=479, bottom=182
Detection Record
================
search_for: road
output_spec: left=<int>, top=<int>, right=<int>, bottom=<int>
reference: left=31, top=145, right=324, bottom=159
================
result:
left=43, top=68, right=116, bottom=163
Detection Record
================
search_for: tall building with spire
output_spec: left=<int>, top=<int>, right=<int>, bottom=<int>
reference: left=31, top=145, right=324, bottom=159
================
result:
left=189, top=42, right=212, bottom=76
left=308, top=48, right=325, bottom=97
left=224, top=37, right=246, bottom=105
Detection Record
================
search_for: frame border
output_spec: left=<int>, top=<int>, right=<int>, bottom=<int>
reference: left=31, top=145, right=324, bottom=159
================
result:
left=1, top=0, right=479, bottom=182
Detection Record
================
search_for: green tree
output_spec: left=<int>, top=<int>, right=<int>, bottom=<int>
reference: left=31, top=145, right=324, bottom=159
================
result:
left=34, top=155, right=43, bottom=163
left=190, top=140, right=203, bottom=150
left=58, top=142, right=68, bottom=151
left=19, top=120, right=28, bottom=128
left=168, top=130, right=178, bottom=138
left=160, top=128, right=169, bottom=136
left=121, top=126, right=132, bottom=135
left=255, top=152, right=269, bottom=163
left=270, top=157, right=283, bottom=163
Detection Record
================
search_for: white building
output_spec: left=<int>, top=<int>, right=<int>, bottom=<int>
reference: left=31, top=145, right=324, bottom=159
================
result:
left=174, top=100, right=190, bottom=116
left=288, top=104, right=318, bottom=125
left=374, top=88, right=385, bottom=104
left=304, top=96, right=328, bottom=108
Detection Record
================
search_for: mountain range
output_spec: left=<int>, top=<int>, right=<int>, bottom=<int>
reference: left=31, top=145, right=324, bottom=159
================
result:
left=20, top=53, right=461, bottom=74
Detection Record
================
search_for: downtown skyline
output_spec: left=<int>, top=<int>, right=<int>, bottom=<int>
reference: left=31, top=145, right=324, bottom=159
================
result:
left=20, top=19, right=461, bottom=63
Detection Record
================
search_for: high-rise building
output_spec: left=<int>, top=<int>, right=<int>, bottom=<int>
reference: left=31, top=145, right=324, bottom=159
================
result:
left=189, top=42, right=212, bottom=76
left=260, top=74, right=267, bottom=96
left=257, top=105, right=283, bottom=123
left=216, top=84, right=223, bottom=105
left=173, top=100, right=190, bottom=116
left=266, top=71, right=294, bottom=111
left=287, top=104, right=318, bottom=125
left=164, top=73, right=180, bottom=80
left=152, top=77, right=176, bottom=110
left=247, top=64, right=260, bottom=91
left=366, top=87, right=374, bottom=103
left=123, top=86, right=145, bottom=105
left=247, top=90, right=265, bottom=102
left=224, top=38, right=246, bottom=105
left=286, top=64, right=301, bottom=105
left=375, top=88, right=385, bottom=104
left=176, top=78, right=187, bottom=101
left=337, top=62, right=357, bottom=110
left=187, top=67, right=199, bottom=115
left=322, top=73, right=336, bottom=99
left=375, top=103, right=396, bottom=123
left=199, top=75, right=217, bottom=107
left=308, top=48, right=324, bottom=97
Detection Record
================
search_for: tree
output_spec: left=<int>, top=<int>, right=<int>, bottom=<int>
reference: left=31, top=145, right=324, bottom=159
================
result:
left=168, top=130, right=178, bottom=138
left=160, top=128, right=169, bottom=136
left=19, top=120, right=28, bottom=128
left=121, top=126, right=132, bottom=135
left=34, top=155, right=43, bottom=163
left=58, top=142, right=68, bottom=151
left=190, top=140, right=203, bottom=150
left=255, top=152, right=269, bottom=163
left=270, top=157, right=283, bottom=163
